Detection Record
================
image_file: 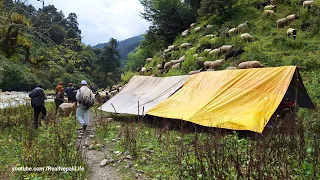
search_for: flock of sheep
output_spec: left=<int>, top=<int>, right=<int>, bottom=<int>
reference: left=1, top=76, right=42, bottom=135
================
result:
left=95, top=84, right=124, bottom=104
left=137, top=0, right=314, bottom=76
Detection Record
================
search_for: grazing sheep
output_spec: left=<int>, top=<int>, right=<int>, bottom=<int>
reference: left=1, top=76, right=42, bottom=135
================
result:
left=140, top=67, right=146, bottom=75
left=264, top=9, right=276, bottom=16
left=204, top=49, right=212, bottom=53
left=276, top=18, right=287, bottom=28
left=206, top=24, right=213, bottom=29
left=237, top=61, right=264, bottom=69
left=241, top=33, right=253, bottom=42
left=178, top=55, right=186, bottom=63
left=151, top=73, right=158, bottom=77
left=170, top=59, right=179, bottom=65
left=190, top=23, right=197, bottom=28
left=226, top=27, right=238, bottom=37
left=168, top=45, right=178, bottom=51
left=220, top=45, right=234, bottom=53
left=95, top=92, right=111, bottom=104
left=205, top=34, right=215, bottom=38
left=182, top=29, right=190, bottom=37
left=209, top=59, right=225, bottom=70
left=171, top=63, right=181, bottom=69
left=237, top=21, right=249, bottom=33
left=209, top=48, right=221, bottom=56
left=180, top=42, right=192, bottom=48
left=287, top=28, right=297, bottom=39
left=257, top=0, right=271, bottom=9
left=164, top=62, right=173, bottom=70
left=188, top=69, right=202, bottom=75
left=203, top=61, right=213, bottom=70
left=303, top=1, right=314, bottom=8
left=157, top=62, right=165, bottom=69
left=226, top=66, right=237, bottom=70
left=264, top=5, right=277, bottom=11
left=146, top=67, right=153, bottom=72
left=193, top=54, right=199, bottom=57
left=163, top=48, right=171, bottom=53
left=286, top=14, right=299, bottom=23
left=136, top=66, right=142, bottom=72
left=146, top=58, right=153, bottom=63
left=194, top=26, right=201, bottom=32
left=225, top=49, right=245, bottom=60
left=300, top=22, right=311, bottom=31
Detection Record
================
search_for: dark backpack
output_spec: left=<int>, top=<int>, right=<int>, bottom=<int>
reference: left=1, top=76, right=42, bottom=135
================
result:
left=77, top=89, right=94, bottom=109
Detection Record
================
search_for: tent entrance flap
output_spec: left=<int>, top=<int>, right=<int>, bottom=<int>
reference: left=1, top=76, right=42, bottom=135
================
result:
left=147, top=66, right=314, bottom=133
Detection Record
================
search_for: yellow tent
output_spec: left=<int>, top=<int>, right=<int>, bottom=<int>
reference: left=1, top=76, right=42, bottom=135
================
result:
left=147, top=66, right=314, bottom=133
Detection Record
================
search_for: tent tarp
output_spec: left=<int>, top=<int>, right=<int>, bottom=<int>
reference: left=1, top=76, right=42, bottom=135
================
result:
left=147, top=66, right=306, bottom=133
left=99, top=75, right=189, bottom=115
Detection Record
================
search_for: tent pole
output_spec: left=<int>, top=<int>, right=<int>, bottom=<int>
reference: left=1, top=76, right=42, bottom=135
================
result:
left=137, top=101, right=140, bottom=121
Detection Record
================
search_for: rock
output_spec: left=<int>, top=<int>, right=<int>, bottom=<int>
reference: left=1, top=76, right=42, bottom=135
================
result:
left=89, top=135, right=95, bottom=138
left=114, top=151, right=121, bottom=155
left=79, top=133, right=83, bottom=135
left=77, top=136, right=82, bottom=139
left=100, top=159, right=108, bottom=167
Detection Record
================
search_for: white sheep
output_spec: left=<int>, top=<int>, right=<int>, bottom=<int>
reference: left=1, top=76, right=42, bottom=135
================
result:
left=164, top=62, right=172, bottom=70
left=237, top=21, right=249, bottom=33
left=206, top=24, right=213, bottom=29
left=182, top=29, right=190, bottom=37
left=241, top=33, right=253, bottom=42
left=146, top=58, right=153, bottom=63
left=140, top=67, right=146, bottom=75
left=193, top=54, right=199, bottom=57
left=170, top=59, right=179, bottom=65
left=203, top=61, right=213, bottom=70
left=205, top=34, right=215, bottom=38
left=168, top=45, right=177, bottom=50
left=276, top=18, right=287, bottom=28
left=209, top=48, right=221, bottom=56
left=237, top=61, right=264, bottom=69
left=209, top=59, right=225, bottom=70
left=178, top=55, right=186, bottom=63
left=203, top=49, right=212, bottom=53
left=171, top=63, right=181, bottom=69
left=181, top=42, right=192, bottom=48
left=194, top=26, right=201, bottom=32
left=226, top=27, right=238, bottom=37
left=287, top=28, right=297, bottom=39
left=163, top=48, right=171, bottom=53
left=286, top=14, right=299, bottom=23
left=303, top=1, right=314, bottom=7
left=264, top=5, right=277, bottom=11
left=190, top=23, right=196, bottom=28
left=264, top=10, right=275, bottom=16
left=220, top=45, right=234, bottom=53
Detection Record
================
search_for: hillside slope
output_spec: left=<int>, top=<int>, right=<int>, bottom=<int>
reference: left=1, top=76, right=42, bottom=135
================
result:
left=94, top=35, right=144, bottom=60
left=124, top=0, right=320, bottom=106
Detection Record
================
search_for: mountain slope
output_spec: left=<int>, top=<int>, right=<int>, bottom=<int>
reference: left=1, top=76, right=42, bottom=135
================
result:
left=93, top=35, right=144, bottom=60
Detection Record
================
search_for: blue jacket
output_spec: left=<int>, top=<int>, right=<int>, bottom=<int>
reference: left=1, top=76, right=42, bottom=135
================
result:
left=29, top=87, right=47, bottom=107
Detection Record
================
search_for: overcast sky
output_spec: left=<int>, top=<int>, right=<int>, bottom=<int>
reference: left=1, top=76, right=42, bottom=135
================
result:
left=28, top=0, right=150, bottom=45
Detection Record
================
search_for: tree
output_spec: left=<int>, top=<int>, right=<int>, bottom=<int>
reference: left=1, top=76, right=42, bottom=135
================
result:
left=66, top=13, right=81, bottom=39
left=197, top=0, right=234, bottom=17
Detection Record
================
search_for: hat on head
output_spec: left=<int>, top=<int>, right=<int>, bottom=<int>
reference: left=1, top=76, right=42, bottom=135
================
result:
left=81, top=80, right=87, bottom=85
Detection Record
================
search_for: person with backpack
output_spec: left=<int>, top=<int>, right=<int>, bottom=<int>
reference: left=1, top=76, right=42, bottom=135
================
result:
left=76, top=80, right=94, bottom=130
left=29, top=85, right=47, bottom=129
left=65, top=83, right=74, bottom=102
left=54, top=88, right=64, bottom=115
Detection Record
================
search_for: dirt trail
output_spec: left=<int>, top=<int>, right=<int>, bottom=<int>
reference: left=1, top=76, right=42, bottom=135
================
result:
left=76, top=113, right=120, bottom=180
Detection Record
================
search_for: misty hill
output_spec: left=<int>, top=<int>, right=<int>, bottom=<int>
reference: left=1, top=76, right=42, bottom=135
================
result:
left=93, top=35, right=144, bottom=60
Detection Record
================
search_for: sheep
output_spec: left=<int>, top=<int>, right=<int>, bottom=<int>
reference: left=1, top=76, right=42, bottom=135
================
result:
left=95, top=92, right=111, bottom=104
left=225, top=49, right=245, bottom=60
left=171, top=63, right=181, bottom=69
left=188, top=69, right=202, bottom=75
left=209, top=48, right=221, bottom=56
left=204, top=49, right=212, bottom=53
left=241, top=33, right=253, bottom=42
left=237, top=61, right=264, bottom=69
left=300, top=22, right=311, bottom=31
left=163, top=48, right=171, bottom=53
left=164, top=62, right=173, bottom=70
left=287, top=28, right=297, bottom=39
left=178, top=55, right=186, bottom=63
left=140, top=67, right=146, bottom=75
left=226, top=27, right=238, bottom=37
left=168, top=45, right=177, bottom=50
left=146, top=58, right=153, bottom=63
left=303, top=1, right=314, bottom=8
left=180, top=42, right=192, bottom=48
left=146, top=67, right=153, bottom=72
left=286, top=14, right=299, bottom=23
left=157, top=62, right=165, bottom=69
left=206, top=24, right=213, bottom=29
left=264, top=9, right=275, bottom=16
left=220, top=45, right=234, bottom=53
left=257, top=0, right=270, bottom=9
left=182, top=29, right=190, bottom=37
left=150, top=73, right=158, bottom=77
left=170, top=59, right=179, bottom=65
left=203, top=61, right=213, bottom=70
left=197, top=43, right=212, bottom=52
left=193, top=54, right=199, bottom=57
left=237, top=21, right=249, bottom=33
left=276, top=18, right=287, bottom=28
left=264, top=5, right=277, bottom=11
left=209, top=59, right=225, bottom=70
left=226, top=66, right=237, bottom=70
left=136, top=66, right=142, bottom=72
left=58, top=103, right=77, bottom=117
left=190, top=23, right=197, bottom=28
left=194, top=26, right=201, bottom=32
left=205, top=34, right=215, bottom=38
